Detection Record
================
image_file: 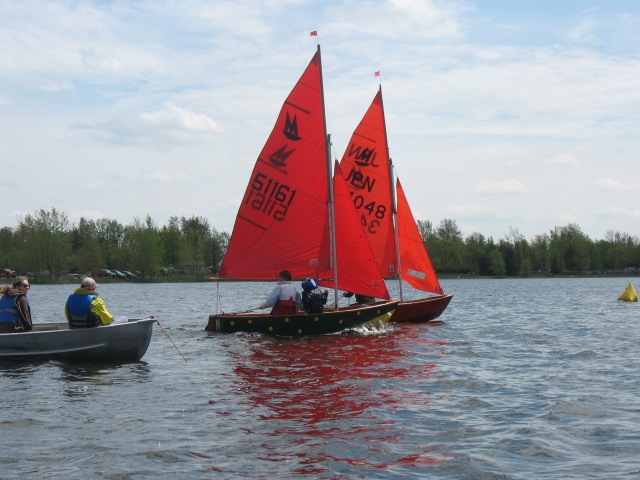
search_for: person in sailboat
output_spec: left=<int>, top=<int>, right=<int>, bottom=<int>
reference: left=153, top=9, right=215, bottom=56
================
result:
left=259, top=270, right=302, bottom=315
left=301, top=278, right=329, bottom=313
left=342, top=291, right=375, bottom=305
left=0, top=277, right=33, bottom=333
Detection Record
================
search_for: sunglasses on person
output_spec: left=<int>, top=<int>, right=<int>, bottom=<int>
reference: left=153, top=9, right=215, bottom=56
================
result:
left=21, top=284, right=30, bottom=289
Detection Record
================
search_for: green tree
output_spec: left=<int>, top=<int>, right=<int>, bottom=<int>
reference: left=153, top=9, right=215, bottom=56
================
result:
left=434, top=219, right=464, bottom=274
left=464, top=232, right=490, bottom=275
left=181, top=216, right=211, bottom=276
left=161, top=216, right=184, bottom=270
left=489, top=247, right=506, bottom=277
left=530, top=233, right=551, bottom=273
left=69, top=218, right=104, bottom=275
left=15, top=208, right=71, bottom=279
left=123, top=216, right=163, bottom=280
left=95, top=218, right=124, bottom=268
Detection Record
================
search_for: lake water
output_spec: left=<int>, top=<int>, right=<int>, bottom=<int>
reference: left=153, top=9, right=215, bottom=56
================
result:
left=1, top=277, right=639, bottom=479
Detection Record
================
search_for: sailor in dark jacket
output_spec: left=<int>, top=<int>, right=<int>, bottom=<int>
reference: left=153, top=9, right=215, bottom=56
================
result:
left=301, top=278, right=328, bottom=313
left=0, top=277, right=33, bottom=333
left=342, top=291, right=375, bottom=305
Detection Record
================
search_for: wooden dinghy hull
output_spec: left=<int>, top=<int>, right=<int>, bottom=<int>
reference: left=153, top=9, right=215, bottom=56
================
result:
left=206, top=300, right=399, bottom=336
left=389, top=295, right=453, bottom=323
left=0, top=317, right=156, bottom=363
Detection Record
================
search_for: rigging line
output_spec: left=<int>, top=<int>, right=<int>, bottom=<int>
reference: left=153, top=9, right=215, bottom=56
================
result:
left=331, top=141, right=340, bottom=163
left=155, top=318, right=188, bottom=362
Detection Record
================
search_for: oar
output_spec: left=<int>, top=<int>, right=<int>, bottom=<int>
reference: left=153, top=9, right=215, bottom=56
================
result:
left=155, top=318, right=188, bottom=362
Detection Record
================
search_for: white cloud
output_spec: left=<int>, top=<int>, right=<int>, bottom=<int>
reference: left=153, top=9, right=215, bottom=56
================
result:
left=595, top=178, right=638, bottom=191
left=474, top=179, right=533, bottom=194
left=147, top=172, right=189, bottom=183
left=565, top=17, right=599, bottom=44
left=140, top=104, right=222, bottom=134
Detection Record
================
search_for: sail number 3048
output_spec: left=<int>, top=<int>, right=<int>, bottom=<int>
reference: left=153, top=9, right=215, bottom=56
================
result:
left=246, top=173, right=297, bottom=221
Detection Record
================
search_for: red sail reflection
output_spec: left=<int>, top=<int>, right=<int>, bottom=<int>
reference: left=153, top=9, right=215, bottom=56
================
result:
left=226, top=325, right=449, bottom=472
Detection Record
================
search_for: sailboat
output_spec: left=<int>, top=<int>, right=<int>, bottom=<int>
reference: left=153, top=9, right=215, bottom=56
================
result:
left=206, top=47, right=398, bottom=336
left=339, top=87, right=453, bottom=322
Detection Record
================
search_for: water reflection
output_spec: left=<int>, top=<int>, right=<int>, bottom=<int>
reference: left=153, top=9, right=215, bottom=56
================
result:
left=56, top=362, right=151, bottom=399
left=225, top=324, right=447, bottom=471
left=0, top=361, right=45, bottom=378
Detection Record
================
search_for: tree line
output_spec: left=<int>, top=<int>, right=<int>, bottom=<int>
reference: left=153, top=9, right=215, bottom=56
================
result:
left=0, top=208, right=228, bottom=281
left=420, top=219, right=640, bottom=277
left=1, top=208, right=639, bottom=282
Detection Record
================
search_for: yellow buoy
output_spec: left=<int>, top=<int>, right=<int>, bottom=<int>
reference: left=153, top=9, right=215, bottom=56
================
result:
left=617, top=282, right=638, bottom=302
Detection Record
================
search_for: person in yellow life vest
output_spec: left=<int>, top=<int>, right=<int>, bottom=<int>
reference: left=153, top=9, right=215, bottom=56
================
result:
left=65, top=277, right=113, bottom=328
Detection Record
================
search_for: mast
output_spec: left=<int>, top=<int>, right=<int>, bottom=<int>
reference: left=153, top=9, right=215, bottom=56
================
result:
left=379, top=85, right=404, bottom=301
left=317, top=44, right=340, bottom=310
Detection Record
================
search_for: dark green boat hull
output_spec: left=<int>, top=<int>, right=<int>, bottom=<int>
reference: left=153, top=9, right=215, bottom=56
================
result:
left=206, top=300, right=399, bottom=336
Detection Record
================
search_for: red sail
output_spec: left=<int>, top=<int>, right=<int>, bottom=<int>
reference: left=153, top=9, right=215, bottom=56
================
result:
left=338, top=89, right=397, bottom=277
left=396, top=179, right=443, bottom=294
left=322, top=162, right=390, bottom=299
left=340, top=88, right=444, bottom=296
left=218, top=52, right=331, bottom=280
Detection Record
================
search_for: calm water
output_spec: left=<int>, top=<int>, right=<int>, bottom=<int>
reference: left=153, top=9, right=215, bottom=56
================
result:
left=1, top=278, right=640, bottom=479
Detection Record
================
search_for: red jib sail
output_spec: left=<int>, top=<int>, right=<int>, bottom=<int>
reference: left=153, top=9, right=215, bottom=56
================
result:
left=396, top=179, right=443, bottom=294
left=218, top=51, right=331, bottom=280
left=338, top=89, right=397, bottom=277
left=340, top=87, right=443, bottom=295
left=320, top=161, right=390, bottom=299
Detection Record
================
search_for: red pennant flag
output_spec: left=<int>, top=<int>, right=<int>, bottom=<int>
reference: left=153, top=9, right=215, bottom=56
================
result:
left=310, top=31, right=318, bottom=36
left=374, top=71, right=380, bottom=77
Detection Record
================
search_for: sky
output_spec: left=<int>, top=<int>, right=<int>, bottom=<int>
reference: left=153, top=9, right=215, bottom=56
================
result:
left=2, top=0, right=639, bottom=242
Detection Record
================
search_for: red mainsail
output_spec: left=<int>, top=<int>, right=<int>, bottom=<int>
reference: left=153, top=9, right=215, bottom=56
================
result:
left=218, top=51, right=331, bottom=280
left=340, top=87, right=444, bottom=295
left=218, top=49, right=389, bottom=300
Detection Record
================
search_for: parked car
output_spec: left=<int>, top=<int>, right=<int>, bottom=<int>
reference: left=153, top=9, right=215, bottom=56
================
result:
left=0, top=268, right=16, bottom=278
left=99, top=269, right=116, bottom=278
left=111, top=270, right=126, bottom=279
left=122, top=271, right=136, bottom=278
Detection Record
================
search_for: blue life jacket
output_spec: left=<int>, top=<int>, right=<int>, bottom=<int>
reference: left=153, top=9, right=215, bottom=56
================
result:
left=66, top=293, right=101, bottom=328
left=0, top=295, right=21, bottom=325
